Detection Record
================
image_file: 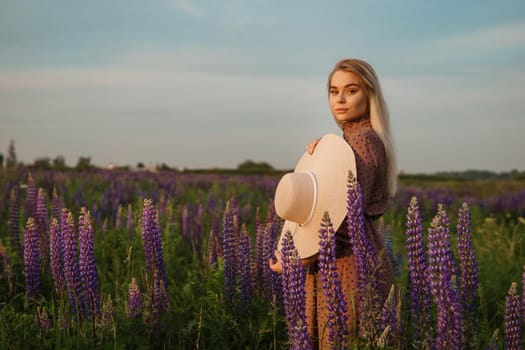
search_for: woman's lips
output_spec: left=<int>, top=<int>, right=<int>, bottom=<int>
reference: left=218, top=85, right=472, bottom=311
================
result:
left=335, top=108, right=348, bottom=114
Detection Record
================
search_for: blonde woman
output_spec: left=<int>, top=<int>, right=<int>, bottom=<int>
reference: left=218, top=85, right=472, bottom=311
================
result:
left=271, top=58, right=396, bottom=347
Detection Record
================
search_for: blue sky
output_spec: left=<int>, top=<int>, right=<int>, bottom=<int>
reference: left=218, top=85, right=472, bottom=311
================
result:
left=1, top=0, right=524, bottom=172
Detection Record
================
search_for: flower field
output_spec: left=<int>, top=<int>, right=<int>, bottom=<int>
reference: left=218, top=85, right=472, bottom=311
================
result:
left=0, top=166, right=524, bottom=349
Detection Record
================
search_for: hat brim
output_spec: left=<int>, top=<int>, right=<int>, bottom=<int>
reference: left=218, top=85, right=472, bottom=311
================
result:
left=276, top=134, right=356, bottom=258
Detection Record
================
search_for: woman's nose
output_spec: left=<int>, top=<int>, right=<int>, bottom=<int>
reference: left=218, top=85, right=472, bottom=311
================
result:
left=337, top=92, right=346, bottom=103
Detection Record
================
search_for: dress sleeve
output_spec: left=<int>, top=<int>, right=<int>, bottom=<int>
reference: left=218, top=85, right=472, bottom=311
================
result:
left=349, top=131, right=387, bottom=214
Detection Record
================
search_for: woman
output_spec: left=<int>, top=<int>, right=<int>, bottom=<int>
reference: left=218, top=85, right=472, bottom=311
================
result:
left=271, top=58, right=396, bottom=347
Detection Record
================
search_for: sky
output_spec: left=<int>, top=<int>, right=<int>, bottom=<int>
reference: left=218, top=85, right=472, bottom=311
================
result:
left=0, top=0, right=524, bottom=173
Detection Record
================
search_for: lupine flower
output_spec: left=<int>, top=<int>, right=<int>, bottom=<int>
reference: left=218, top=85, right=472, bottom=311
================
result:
left=49, top=217, right=65, bottom=294
left=151, top=270, right=169, bottom=324
left=280, top=230, right=311, bottom=350
left=318, top=211, right=349, bottom=345
left=8, top=188, right=22, bottom=255
left=127, top=277, right=142, bottom=318
left=79, top=208, right=100, bottom=317
left=504, top=282, right=521, bottom=350
left=254, top=213, right=266, bottom=295
left=238, top=226, right=253, bottom=315
left=35, top=188, right=49, bottom=266
left=346, top=171, right=380, bottom=341
left=456, top=202, right=479, bottom=348
left=405, top=196, right=432, bottom=348
left=222, top=201, right=237, bottom=310
left=24, top=218, right=40, bottom=298
left=62, top=209, right=83, bottom=318
left=427, top=206, right=462, bottom=350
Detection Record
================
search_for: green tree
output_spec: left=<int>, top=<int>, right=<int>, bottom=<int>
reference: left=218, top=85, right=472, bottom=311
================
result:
left=6, top=140, right=17, bottom=168
left=33, top=157, right=52, bottom=170
left=53, top=155, right=67, bottom=170
left=76, top=156, right=93, bottom=171
left=237, top=160, right=274, bottom=173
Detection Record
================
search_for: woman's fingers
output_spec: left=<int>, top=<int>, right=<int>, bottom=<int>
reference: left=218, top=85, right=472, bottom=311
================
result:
left=306, top=138, right=321, bottom=155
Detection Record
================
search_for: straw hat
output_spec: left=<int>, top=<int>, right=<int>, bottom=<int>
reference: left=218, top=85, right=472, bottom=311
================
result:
left=274, top=134, right=356, bottom=258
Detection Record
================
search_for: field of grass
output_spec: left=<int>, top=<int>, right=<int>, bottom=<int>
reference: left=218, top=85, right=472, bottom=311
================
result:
left=0, top=166, right=524, bottom=349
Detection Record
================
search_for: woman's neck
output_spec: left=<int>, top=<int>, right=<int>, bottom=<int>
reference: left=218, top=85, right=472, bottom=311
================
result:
left=342, top=115, right=371, bottom=134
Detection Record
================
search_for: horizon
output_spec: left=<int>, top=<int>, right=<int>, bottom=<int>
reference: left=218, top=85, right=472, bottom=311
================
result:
left=1, top=1, right=524, bottom=173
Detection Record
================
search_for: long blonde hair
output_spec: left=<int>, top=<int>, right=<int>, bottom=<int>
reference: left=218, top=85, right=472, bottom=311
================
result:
left=328, top=58, right=398, bottom=197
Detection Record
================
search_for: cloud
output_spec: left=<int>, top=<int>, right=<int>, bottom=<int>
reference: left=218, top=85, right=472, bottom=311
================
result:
left=171, top=0, right=203, bottom=17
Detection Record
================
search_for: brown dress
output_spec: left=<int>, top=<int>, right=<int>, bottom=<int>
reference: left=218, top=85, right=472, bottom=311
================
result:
left=304, top=117, right=394, bottom=348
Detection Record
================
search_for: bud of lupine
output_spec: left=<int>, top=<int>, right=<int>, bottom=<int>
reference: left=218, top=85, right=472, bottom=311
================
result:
left=49, top=218, right=65, bottom=294
left=127, top=277, right=142, bottom=318
left=115, top=204, right=123, bottom=229
left=79, top=208, right=100, bottom=317
left=456, top=202, right=479, bottom=348
left=8, top=188, right=22, bottom=255
left=280, top=230, right=311, bottom=350
left=35, top=188, right=49, bottom=266
left=62, top=209, right=83, bottom=318
left=405, top=197, right=432, bottom=348
left=254, top=215, right=266, bottom=295
left=504, top=282, right=521, bottom=350
left=193, top=203, right=203, bottom=254
left=427, top=208, right=462, bottom=350
left=222, top=201, right=237, bottom=309
left=126, top=204, right=133, bottom=235
left=346, top=171, right=380, bottom=341
left=35, top=306, right=52, bottom=330
left=24, top=218, right=40, bottom=298
left=318, top=211, right=349, bottom=345
left=51, top=188, right=63, bottom=224
left=24, top=173, right=37, bottom=220
left=181, top=205, right=191, bottom=245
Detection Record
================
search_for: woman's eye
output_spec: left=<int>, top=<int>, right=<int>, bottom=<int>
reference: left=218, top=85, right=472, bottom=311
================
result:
left=330, top=90, right=338, bottom=95
left=347, top=89, right=357, bottom=94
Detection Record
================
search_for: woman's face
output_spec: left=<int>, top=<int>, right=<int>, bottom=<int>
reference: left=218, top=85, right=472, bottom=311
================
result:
left=329, top=70, right=369, bottom=124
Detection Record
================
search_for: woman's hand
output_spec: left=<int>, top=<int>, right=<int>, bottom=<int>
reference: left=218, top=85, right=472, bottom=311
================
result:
left=269, top=251, right=283, bottom=274
left=306, top=138, right=321, bottom=155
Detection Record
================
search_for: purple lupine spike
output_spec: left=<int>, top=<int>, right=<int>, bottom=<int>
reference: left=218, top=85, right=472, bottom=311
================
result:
left=318, top=211, right=349, bottom=346
left=238, top=226, right=253, bottom=315
left=255, top=213, right=266, bottom=295
left=222, top=201, right=237, bottom=310
left=24, top=217, right=40, bottom=298
left=35, top=188, right=49, bottom=266
left=126, top=204, right=133, bottom=235
left=346, top=171, right=380, bottom=341
left=25, top=173, right=37, bottom=220
left=8, top=188, right=22, bottom=255
left=280, top=229, right=311, bottom=350
left=405, top=196, right=433, bottom=348
left=504, top=282, right=522, bottom=350
left=79, top=208, right=100, bottom=317
left=49, top=217, right=65, bottom=294
left=456, top=202, right=479, bottom=348
left=141, top=199, right=154, bottom=272
left=142, top=199, right=168, bottom=290
left=427, top=208, right=462, bottom=350
left=128, top=277, right=142, bottom=318
left=62, top=208, right=83, bottom=318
